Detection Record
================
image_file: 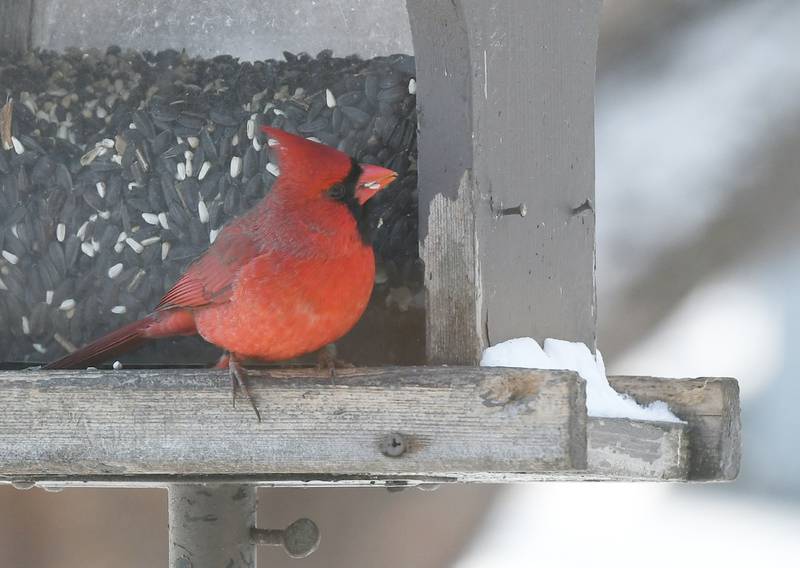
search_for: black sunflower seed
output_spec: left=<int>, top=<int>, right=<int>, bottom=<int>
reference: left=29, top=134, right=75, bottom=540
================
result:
left=132, top=111, right=156, bottom=139
left=192, top=145, right=205, bottom=174
left=297, top=117, right=329, bottom=134
left=150, top=103, right=179, bottom=123
left=200, top=129, right=219, bottom=164
left=365, top=74, right=380, bottom=100
left=378, top=85, right=407, bottom=104
left=151, top=130, right=172, bottom=155
left=337, top=91, right=362, bottom=107
left=177, top=112, right=205, bottom=130
left=106, top=176, right=122, bottom=207
left=331, top=107, right=343, bottom=132
left=3, top=234, right=25, bottom=257
left=82, top=189, right=105, bottom=211
left=223, top=186, right=239, bottom=216
left=64, top=235, right=80, bottom=267
left=242, top=146, right=258, bottom=180
left=210, top=108, right=239, bottom=127
left=30, top=303, right=49, bottom=336
left=48, top=241, right=67, bottom=275
left=200, top=171, right=221, bottom=201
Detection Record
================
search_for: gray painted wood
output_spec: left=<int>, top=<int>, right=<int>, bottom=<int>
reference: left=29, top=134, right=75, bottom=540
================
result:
left=0, top=367, right=586, bottom=480
left=608, top=376, right=741, bottom=481
left=0, top=0, right=33, bottom=52
left=409, top=0, right=601, bottom=364
left=588, top=417, right=689, bottom=480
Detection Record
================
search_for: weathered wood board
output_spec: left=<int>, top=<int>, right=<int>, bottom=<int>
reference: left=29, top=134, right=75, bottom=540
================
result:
left=587, top=417, right=689, bottom=480
left=608, top=376, right=741, bottom=481
left=0, top=367, right=587, bottom=480
left=0, top=368, right=739, bottom=485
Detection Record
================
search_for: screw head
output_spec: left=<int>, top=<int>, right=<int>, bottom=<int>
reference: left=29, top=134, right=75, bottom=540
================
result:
left=283, top=518, right=321, bottom=559
left=381, top=432, right=407, bottom=457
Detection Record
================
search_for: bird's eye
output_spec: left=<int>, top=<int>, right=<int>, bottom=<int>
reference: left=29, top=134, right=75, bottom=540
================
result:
left=328, top=184, right=346, bottom=200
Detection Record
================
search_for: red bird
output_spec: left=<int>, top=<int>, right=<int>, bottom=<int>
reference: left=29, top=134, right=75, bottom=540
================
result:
left=45, top=127, right=398, bottom=419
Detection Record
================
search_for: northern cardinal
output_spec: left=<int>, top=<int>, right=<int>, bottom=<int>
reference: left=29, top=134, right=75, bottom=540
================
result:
left=44, top=127, right=398, bottom=420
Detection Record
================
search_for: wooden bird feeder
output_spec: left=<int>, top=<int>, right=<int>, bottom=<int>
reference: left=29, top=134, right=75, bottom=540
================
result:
left=0, top=1, right=741, bottom=567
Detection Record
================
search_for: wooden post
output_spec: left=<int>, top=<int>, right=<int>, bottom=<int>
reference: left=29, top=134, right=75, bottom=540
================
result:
left=408, top=0, right=602, bottom=364
left=0, top=0, right=34, bottom=52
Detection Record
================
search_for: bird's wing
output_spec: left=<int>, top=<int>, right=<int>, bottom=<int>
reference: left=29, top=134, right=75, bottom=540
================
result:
left=155, top=225, right=259, bottom=310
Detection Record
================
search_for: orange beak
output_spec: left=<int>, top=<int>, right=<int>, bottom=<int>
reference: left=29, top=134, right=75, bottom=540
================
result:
left=355, top=164, right=398, bottom=205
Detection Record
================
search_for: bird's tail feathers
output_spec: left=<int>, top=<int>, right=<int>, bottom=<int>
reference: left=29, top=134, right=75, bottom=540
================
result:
left=43, top=315, right=156, bottom=370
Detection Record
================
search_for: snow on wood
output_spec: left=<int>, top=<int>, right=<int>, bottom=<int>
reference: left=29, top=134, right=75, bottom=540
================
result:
left=481, top=337, right=682, bottom=422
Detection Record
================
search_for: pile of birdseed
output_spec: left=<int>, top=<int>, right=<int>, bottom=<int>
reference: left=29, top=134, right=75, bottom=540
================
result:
left=0, top=47, right=420, bottom=364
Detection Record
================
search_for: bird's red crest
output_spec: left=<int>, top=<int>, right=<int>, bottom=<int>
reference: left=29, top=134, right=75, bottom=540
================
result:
left=262, top=127, right=353, bottom=194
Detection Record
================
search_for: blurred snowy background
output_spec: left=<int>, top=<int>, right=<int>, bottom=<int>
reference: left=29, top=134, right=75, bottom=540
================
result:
left=3, top=0, right=800, bottom=566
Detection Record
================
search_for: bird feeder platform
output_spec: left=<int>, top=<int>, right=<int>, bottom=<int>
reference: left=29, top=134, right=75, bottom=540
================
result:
left=0, top=367, right=739, bottom=487
left=1, top=1, right=742, bottom=566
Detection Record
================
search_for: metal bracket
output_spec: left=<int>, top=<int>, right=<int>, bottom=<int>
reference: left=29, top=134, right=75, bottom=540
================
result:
left=252, top=518, right=321, bottom=559
left=168, top=484, right=320, bottom=567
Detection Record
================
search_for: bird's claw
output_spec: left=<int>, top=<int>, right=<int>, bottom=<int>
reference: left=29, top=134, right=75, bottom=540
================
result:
left=227, top=354, right=262, bottom=422
left=316, top=344, right=354, bottom=386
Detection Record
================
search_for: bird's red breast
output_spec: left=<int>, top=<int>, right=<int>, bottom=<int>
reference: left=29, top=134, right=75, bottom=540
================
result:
left=158, top=128, right=396, bottom=361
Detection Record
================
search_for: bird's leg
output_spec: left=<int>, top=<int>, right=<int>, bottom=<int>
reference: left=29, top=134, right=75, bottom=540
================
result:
left=316, top=343, right=354, bottom=386
left=213, top=353, right=237, bottom=407
left=214, top=352, right=231, bottom=369
left=227, top=353, right=262, bottom=422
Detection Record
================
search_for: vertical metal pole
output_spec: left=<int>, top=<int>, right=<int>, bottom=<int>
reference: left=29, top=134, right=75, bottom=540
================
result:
left=168, top=484, right=256, bottom=568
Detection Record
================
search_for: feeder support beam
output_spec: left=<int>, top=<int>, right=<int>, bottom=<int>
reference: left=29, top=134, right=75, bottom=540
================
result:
left=409, top=0, right=602, bottom=364
left=168, top=484, right=256, bottom=568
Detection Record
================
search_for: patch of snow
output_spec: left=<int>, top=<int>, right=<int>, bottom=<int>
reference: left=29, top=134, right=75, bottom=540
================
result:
left=481, top=337, right=682, bottom=423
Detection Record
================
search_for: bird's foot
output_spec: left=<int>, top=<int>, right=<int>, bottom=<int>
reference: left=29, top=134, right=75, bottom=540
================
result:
left=316, top=344, right=354, bottom=386
left=226, top=353, right=262, bottom=422
left=214, top=352, right=230, bottom=369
